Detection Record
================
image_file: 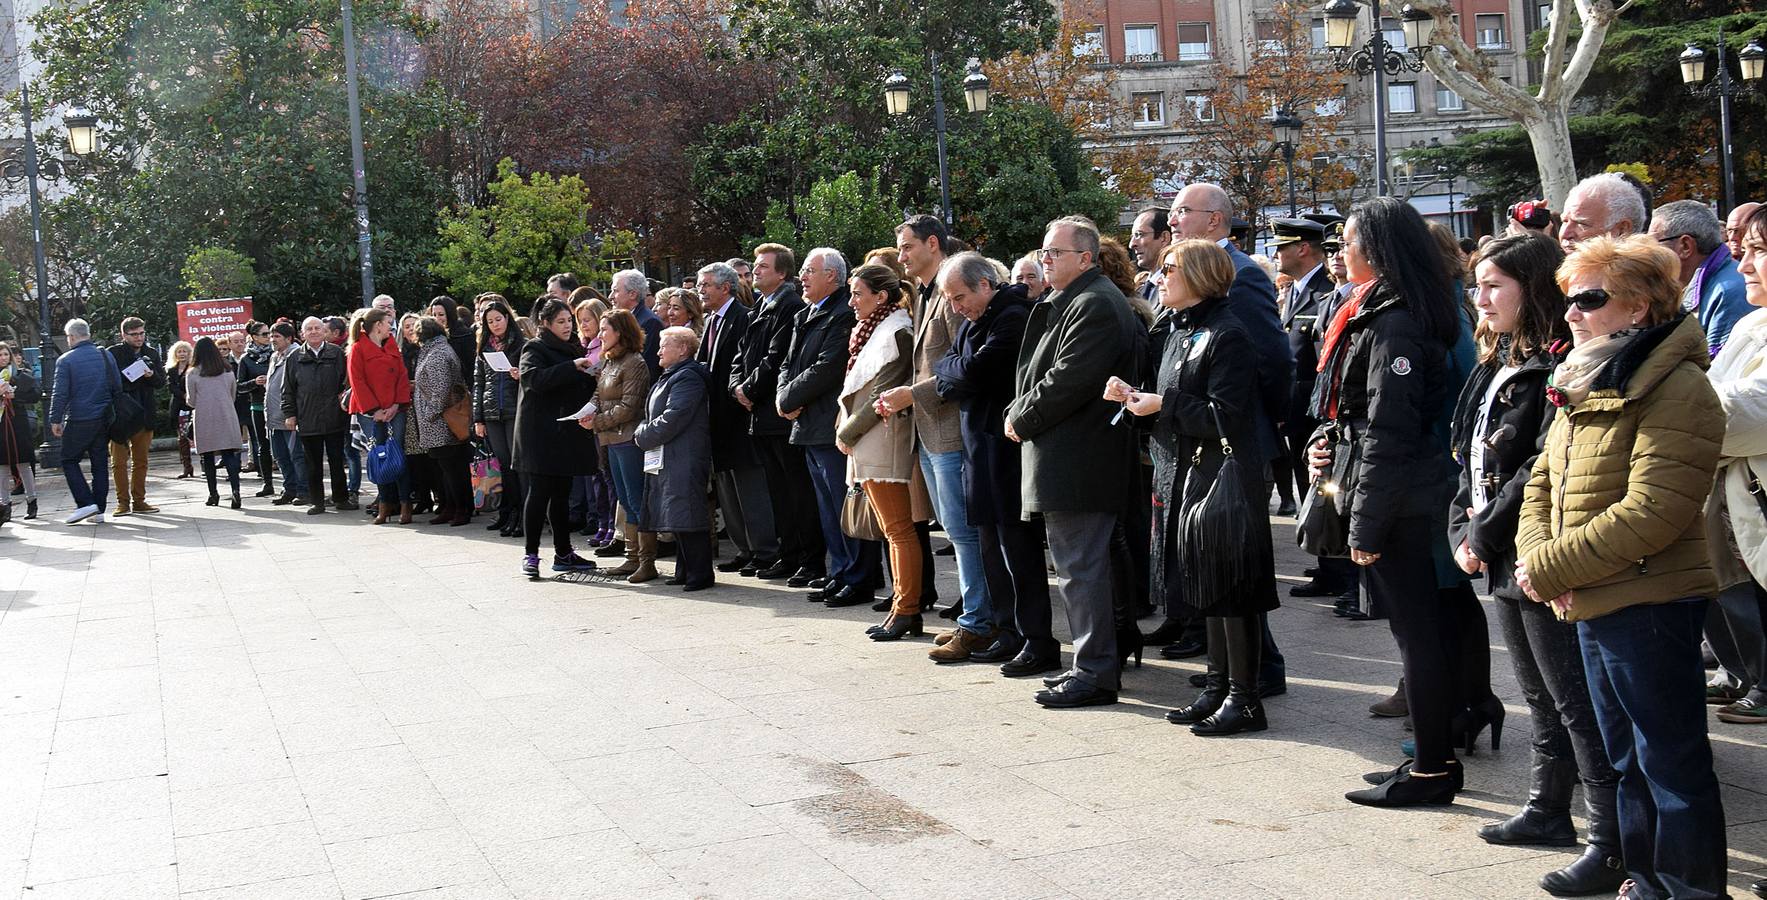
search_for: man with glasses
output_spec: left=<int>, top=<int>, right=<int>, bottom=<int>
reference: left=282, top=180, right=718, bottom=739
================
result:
left=1651, top=199, right=1750, bottom=354
left=1006, top=216, right=1142, bottom=708
left=1127, top=207, right=1172, bottom=304
left=106, top=316, right=165, bottom=516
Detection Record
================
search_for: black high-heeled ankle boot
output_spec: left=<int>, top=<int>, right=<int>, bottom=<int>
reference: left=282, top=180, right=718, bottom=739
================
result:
left=1461, top=694, right=1506, bottom=755
left=1166, top=680, right=1225, bottom=725
left=1190, top=680, right=1267, bottom=736
left=1117, top=626, right=1144, bottom=668
left=869, top=614, right=923, bottom=642
left=1345, top=765, right=1459, bottom=807
left=1141, top=616, right=1188, bottom=646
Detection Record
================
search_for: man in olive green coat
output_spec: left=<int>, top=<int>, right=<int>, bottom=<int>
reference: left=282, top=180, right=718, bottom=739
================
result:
left=1006, top=215, right=1142, bottom=708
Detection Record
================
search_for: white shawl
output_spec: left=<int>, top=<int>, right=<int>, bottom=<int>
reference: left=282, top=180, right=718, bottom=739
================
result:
left=840, top=309, right=914, bottom=401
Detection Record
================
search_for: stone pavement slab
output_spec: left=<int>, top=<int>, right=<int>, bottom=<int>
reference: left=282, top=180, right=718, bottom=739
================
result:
left=2, top=453, right=1764, bottom=899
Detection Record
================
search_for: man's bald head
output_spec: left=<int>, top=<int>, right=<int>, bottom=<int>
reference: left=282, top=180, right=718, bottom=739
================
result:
left=1728, top=202, right=1763, bottom=259
left=1170, top=183, right=1233, bottom=242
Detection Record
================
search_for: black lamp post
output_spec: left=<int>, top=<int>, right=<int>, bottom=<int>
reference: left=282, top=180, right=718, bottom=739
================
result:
left=884, top=56, right=990, bottom=226
left=1268, top=108, right=1304, bottom=216
left=2, top=89, right=98, bottom=467
left=1680, top=27, right=1765, bottom=214
left=1323, top=0, right=1430, bottom=196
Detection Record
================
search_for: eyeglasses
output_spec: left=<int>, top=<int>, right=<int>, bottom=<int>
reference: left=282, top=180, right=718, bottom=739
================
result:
left=1567, top=288, right=1612, bottom=311
left=1037, top=247, right=1084, bottom=260
left=1655, top=234, right=1688, bottom=246
left=1172, top=207, right=1217, bottom=217
left=124, top=330, right=145, bottom=337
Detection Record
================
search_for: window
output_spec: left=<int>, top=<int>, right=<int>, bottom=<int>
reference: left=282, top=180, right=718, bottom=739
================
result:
left=1132, top=91, right=1166, bottom=127
left=1177, top=23, right=1211, bottom=61
left=1310, top=17, right=1327, bottom=50
left=1255, top=19, right=1285, bottom=53
left=1074, top=27, right=1105, bottom=60
left=1535, top=3, right=1552, bottom=30
left=1380, top=17, right=1406, bottom=50
left=1315, top=92, right=1346, bottom=116
left=1184, top=90, right=1215, bottom=122
left=1436, top=85, right=1463, bottom=111
left=1476, top=13, right=1508, bottom=49
left=1387, top=82, right=1417, bottom=113
left=1124, top=25, right=1161, bottom=62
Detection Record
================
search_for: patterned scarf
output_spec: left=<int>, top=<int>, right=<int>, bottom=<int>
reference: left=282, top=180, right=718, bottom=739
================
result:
left=1310, top=279, right=1379, bottom=420
left=847, top=299, right=897, bottom=372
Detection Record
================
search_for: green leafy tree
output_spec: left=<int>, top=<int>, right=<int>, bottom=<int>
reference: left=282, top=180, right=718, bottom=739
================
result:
left=181, top=248, right=258, bottom=301
left=761, top=171, right=900, bottom=265
left=432, top=158, right=599, bottom=302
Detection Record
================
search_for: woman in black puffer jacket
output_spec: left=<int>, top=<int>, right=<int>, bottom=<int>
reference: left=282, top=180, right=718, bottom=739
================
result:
left=473, top=296, right=526, bottom=537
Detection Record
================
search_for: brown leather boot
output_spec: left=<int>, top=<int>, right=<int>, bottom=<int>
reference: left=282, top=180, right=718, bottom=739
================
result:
left=398, top=502, right=413, bottom=525
left=1370, top=678, right=1409, bottom=718
left=928, top=628, right=992, bottom=663
left=626, top=531, right=659, bottom=584
left=605, top=524, right=642, bottom=577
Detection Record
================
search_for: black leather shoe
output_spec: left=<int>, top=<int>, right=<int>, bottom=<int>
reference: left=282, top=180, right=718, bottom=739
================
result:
left=758, top=560, right=797, bottom=579
left=787, top=568, right=825, bottom=588
left=971, top=635, right=1024, bottom=664
left=1257, top=680, right=1287, bottom=699
left=683, top=580, right=714, bottom=592
left=1188, top=672, right=1210, bottom=689
left=824, top=585, right=874, bottom=609
left=1160, top=639, right=1206, bottom=660
left=1190, top=695, right=1268, bottom=736
left=937, top=598, right=962, bottom=620
left=1289, top=580, right=1344, bottom=598
left=1345, top=769, right=1459, bottom=807
left=667, top=575, right=687, bottom=586
left=717, top=555, right=752, bottom=573
left=1275, top=499, right=1297, bottom=516
left=1001, top=652, right=1061, bottom=678
left=1302, top=566, right=1322, bottom=578
left=742, top=558, right=774, bottom=577
left=1041, top=673, right=1073, bottom=688
left=1034, top=680, right=1117, bottom=708
left=869, top=614, right=923, bottom=642
left=1749, top=877, right=1765, bottom=899
left=1165, top=690, right=1225, bottom=725
left=255, top=484, right=277, bottom=497
left=806, top=583, right=838, bottom=602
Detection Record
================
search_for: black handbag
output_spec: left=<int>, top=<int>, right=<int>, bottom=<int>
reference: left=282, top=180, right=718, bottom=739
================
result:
left=1176, top=404, right=1254, bottom=604
left=1296, top=420, right=1359, bottom=558
left=100, top=349, right=147, bottom=443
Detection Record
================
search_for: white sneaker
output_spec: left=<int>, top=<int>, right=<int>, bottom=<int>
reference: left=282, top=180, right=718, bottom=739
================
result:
left=63, top=504, right=100, bottom=524
left=91, top=514, right=105, bottom=524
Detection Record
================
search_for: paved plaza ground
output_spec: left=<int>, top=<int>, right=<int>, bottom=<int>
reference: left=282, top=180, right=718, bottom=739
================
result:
left=2, top=453, right=1764, bottom=899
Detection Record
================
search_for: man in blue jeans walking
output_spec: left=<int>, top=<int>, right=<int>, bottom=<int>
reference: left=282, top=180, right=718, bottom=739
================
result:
left=48, top=318, right=118, bottom=524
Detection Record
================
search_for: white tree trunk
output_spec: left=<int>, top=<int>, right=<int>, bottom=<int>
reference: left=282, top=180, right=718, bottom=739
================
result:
left=1521, top=112, right=1578, bottom=208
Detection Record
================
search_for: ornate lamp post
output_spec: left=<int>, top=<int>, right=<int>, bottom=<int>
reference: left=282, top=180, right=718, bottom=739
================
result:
left=1323, top=0, right=1430, bottom=196
left=883, top=57, right=990, bottom=226
left=1268, top=108, right=1305, bottom=216
left=1679, top=27, right=1765, bottom=214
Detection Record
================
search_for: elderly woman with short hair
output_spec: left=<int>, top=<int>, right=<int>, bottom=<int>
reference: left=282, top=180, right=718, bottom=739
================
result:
left=1515, top=235, right=1727, bottom=900
left=634, top=326, right=716, bottom=590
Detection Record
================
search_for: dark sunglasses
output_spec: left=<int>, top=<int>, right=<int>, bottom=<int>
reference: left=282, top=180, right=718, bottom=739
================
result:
left=1567, top=288, right=1611, bottom=312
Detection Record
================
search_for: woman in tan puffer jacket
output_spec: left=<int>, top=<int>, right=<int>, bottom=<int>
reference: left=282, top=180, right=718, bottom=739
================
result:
left=1514, top=235, right=1726, bottom=900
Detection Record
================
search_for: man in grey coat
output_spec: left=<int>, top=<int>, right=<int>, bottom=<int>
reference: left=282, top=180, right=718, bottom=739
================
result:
left=1006, top=216, right=1142, bottom=708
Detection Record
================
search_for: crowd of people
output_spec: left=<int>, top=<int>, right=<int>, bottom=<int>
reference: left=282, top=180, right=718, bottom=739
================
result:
left=29, top=176, right=1767, bottom=899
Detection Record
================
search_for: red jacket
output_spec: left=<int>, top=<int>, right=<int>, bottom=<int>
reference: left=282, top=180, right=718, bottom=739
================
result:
left=347, top=337, right=412, bottom=413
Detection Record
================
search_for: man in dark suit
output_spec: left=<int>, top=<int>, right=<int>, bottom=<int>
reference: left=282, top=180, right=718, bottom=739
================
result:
left=1169, top=183, right=1291, bottom=696
left=777, top=247, right=878, bottom=607
left=732, top=244, right=823, bottom=584
left=1271, top=218, right=1334, bottom=510
left=697, top=261, right=777, bottom=576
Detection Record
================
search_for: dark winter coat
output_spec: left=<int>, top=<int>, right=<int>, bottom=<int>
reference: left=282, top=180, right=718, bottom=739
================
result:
left=280, top=342, right=350, bottom=437
left=777, top=284, right=855, bottom=447
left=511, top=333, right=599, bottom=477
left=472, top=332, right=525, bottom=424
left=635, top=359, right=713, bottom=532
left=107, top=342, right=166, bottom=422
left=697, top=300, right=757, bottom=470
left=730, top=281, right=803, bottom=438
left=0, top=365, right=39, bottom=464
left=933, top=284, right=1031, bottom=527
left=236, top=342, right=273, bottom=408
left=1445, top=343, right=1559, bottom=601
left=1223, top=243, right=1294, bottom=464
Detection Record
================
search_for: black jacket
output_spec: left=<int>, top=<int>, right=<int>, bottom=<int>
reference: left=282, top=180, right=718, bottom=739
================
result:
left=511, top=334, right=598, bottom=476
left=934, top=284, right=1031, bottom=527
left=1446, top=343, right=1559, bottom=600
left=1224, top=244, right=1294, bottom=463
left=1334, top=280, right=1451, bottom=554
left=697, top=299, right=757, bottom=470
left=730, top=281, right=803, bottom=437
left=777, top=284, right=855, bottom=447
left=236, top=342, right=272, bottom=406
left=446, top=327, right=477, bottom=373
left=107, top=342, right=166, bottom=416
left=1283, top=265, right=1337, bottom=424
left=280, top=342, right=349, bottom=436
left=1, top=366, right=40, bottom=464
left=472, top=333, right=525, bottom=424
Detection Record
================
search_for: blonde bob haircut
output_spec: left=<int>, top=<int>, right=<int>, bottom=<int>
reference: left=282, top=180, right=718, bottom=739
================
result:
left=1556, top=235, right=1683, bottom=328
left=1159, top=239, right=1236, bottom=301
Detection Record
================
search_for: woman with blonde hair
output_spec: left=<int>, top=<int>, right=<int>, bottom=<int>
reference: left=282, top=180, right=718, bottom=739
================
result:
left=168, top=340, right=196, bottom=478
left=657, top=287, right=705, bottom=336
left=1516, top=235, right=1727, bottom=896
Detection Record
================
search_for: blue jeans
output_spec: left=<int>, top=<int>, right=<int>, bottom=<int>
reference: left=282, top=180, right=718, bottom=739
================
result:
left=271, top=429, right=307, bottom=497
left=59, top=417, right=110, bottom=510
left=804, top=443, right=864, bottom=586
left=356, top=412, right=410, bottom=504
left=1579, top=599, right=1728, bottom=900
left=920, top=447, right=990, bottom=634
left=606, top=441, right=646, bottom=522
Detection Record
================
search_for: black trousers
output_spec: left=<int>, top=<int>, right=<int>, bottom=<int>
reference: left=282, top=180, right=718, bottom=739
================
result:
left=482, top=419, right=523, bottom=526
left=1367, top=515, right=1472, bottom=772
left=674, top=529, right=714, bottom=587
left=300, top=432, right=349, bottom=504
left=978, top=518, right=1056, bottom=658
left=754, top=432, right=823, bottom=571
left=247, top=408, right=273, bottom=482
left=430, top=443, right=473, bottom=516
left=524, top=473, right=574, bottom=557
left=1495, top=594, right=1616, bottom=785
left=201, top=449, right=241, bottom=497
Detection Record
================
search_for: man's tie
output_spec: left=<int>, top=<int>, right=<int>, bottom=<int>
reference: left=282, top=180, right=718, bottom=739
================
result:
left=701, top=315, right=719, bottom=363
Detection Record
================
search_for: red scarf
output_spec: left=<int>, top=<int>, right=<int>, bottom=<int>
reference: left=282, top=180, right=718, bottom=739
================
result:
left=847, top=301, right=895, bottom=372
left=1315, top=279, right=1379, bottom=420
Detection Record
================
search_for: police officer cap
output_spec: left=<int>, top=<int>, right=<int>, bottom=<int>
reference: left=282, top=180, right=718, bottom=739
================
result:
left=1321, top=220, right=1347, bottom=251
left=1270, top=217, right=1326, bottom=248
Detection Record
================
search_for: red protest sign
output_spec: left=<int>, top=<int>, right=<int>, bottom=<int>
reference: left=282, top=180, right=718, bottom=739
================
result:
left=177, top=297, right=255, bottom=344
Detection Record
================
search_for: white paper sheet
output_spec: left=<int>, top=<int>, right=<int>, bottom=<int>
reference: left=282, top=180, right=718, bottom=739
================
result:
left=555, top=399, right=598, bottom=422
left=482, top=351, right=512, bottom=372
left=644, top=446, right=664, bottom=474
left=121, top=359, right=151, bottom=382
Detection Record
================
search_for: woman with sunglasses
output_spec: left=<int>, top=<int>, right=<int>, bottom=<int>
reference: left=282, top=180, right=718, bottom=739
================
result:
left=1307, top=197, right=1470, bottom=807
left=1516, top=235, right=1727, bottom=899
left=1447, top=234, right=1626, bottom=896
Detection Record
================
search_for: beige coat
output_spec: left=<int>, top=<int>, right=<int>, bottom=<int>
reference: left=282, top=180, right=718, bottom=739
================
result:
left=907, top=286, right=963, bottom=454
left=592, top=352, right=649, bottom=446
left=1704, top=307, right=1767, bottom=588
left=837, top=311, right=915, bottom=485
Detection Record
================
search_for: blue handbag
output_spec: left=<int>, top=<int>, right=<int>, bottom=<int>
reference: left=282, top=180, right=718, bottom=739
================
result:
left=365, top=420, right=406, bottom=484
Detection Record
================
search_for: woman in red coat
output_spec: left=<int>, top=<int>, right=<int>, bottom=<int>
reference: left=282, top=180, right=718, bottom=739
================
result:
left=347, top=308, right=414, bottom=524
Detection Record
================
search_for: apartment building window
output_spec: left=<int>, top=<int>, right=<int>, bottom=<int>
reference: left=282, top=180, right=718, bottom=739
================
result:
left=1535, top=3, right=1552, bottom=30
left=1132, top=91, right=1166, bottom=127
left=1124, top=25, right=1161, bottom=62
left=1310, top=18, right=1327, bottom=50
left=1184, top=91, right=1215, bottom=122
left=1387, top=82, right=1417, bottom=113
left=1436, top=85, right=1464, bottom=111
left=1315, top=93, right=1346, bottom=116
left=1476, top=13, right=1508, bottom=49
left=1381, top=17, right=1406, bottom=51
left=1178, top=23, right=1211, bottom=61
left=1255, top=19, right=1285, bottom=53
left=1075, top=27, right=1105, bottom=60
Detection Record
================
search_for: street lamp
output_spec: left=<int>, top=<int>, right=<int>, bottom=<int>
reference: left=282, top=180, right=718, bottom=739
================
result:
left=883, top=56, right=989, bottom=226
left=1323, top=0, right=1428, bottom=196
left=1267, top=108, right=1304, bottom=216
left=1680, top=28, right=1764, bottom=213
left=0, top=88, right=98, bottom=467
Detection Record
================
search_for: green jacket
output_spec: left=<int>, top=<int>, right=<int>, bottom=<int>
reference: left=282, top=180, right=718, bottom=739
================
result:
left=1516, top=315, right=1723, bottom=622
left=1006, top=267, right=1141, bottom=515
